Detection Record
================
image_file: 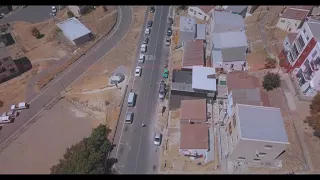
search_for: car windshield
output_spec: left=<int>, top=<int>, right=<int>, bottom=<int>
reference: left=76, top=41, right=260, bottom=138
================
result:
left=155, top=137, right=160, bottom=142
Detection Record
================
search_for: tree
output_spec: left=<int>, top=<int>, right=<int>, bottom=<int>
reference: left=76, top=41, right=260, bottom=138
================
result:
left=31, top=27, right=40, bottom=37
left=0, top=100, right=3, bottom=108
left=306, top=93, right=320, bottom=139
left=265, top=58, right=277, bottom=69
left=309, top=93, right=320, bottom=115
left=67, top=11, right=74, bottom=18
left=262, top=72, right=281, bottom=91
left=50, top=125, right=117, bottom=174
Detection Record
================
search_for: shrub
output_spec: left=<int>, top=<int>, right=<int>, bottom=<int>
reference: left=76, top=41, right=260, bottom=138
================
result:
left=67, top=11, right=74, bottom=18
left=31, top=27, right=40, bottom=37
left=262, top=72, right=281, bottom=91
left=0, top=100, right=3, bottom=108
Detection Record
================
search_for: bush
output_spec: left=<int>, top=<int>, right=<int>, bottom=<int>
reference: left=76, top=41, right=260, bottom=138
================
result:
left=0, top=100, right=3, bottom=108
left=31, top=27, right=40, bottom=37
left=262, top=72, right=281, bottom=91
left=67, top=11, right=74, bottom=18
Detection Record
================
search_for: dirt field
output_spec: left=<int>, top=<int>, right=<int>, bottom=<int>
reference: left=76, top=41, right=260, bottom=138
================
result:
left=246, top=52, right=268, bottom=72
left=0, top=99, right=97, bottom=174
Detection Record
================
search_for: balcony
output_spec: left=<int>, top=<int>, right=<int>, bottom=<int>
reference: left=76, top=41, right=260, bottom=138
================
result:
left=297, top=69, right=307, bottom=86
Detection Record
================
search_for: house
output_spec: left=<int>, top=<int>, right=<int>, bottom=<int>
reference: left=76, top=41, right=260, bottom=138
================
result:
left=56, top=17, right=94, bottom=46
left=180, top=99, right=207, bottom=124
left=222, top=6, right=248, bottom=18
left=192, top=66, right=217, bottom=97
left=195, top=24, right=206, bottom=40
left=276, top=6, right=313, bottom=33
left=226, top=71, right=260, bottom=94
left=217, top=74, right=228, bottom=99
left=206, top=11, right=245, bottom=58
left=67, top=6, right=94, bottom=17
left=182, top=40, right=205, bottom=70
left=179, top=124, right=209, bottom=158
left=188, top=6, right=215, bottom=21
left=224, top=104, right=289, bottom=163
left=279, top=18, right=320, bottom=97
left=179, top=16, right=196, bottom=47
left=0, top=44, right=19, bottom=83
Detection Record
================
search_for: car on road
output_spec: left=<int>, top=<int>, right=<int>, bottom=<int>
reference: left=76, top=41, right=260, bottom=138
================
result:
left=0, top=13, right=4, bottom=19
left=125, top=112, right=134, bottom=124
left=150, top=7, right=155, bottom=13
left=2, top=110, right=19, bottom=118
left=147, top=20, right=153, bottom=27
left=159, top=81, right=166, bottom=99
left=139, top=54, right=145, bottom=63
left=135, top=66, right=142, bottom=77
left=0, top=116, right=13, bottom=124
left=142, top=37, right=149, bottom=44
left=168, top=17, right=173, bottom=26
left=154, top=133, right=162, bottom=146
left=162, top=68, right=169, bottom=79
left=165, top=37, right=171, bottom=46
left=52, top=6, right=57, bottom=13
left=141, top=44, right=147, bottom=52
left=10, top=102, right=30, bottom=111
left=167, top=28, right=172, bottom=36
left=145, top=28, right=151, bottom=35
left=127, top=92, right=137, bottom=107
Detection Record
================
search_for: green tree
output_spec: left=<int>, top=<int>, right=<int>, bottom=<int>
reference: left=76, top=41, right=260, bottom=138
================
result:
left=31, top=27, right=40, bottom=37
left=265, top=58, right=277, bottom=69
left=309, top=93, right=320, bottom=115
left=262, top=72, right=281, bottom=91
left=50, top=125, right=117, bottom=174
left=306, top=93, right=320, bottom=138
left=67, top=11, right=75, bottom=18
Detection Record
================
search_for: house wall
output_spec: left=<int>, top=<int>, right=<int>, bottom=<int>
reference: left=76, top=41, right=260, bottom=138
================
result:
left=228, top=138, right=288, bottom=163
left=73, top=33, right=94, bottom=46
left=67, top=6, right=81, bottom=17
left=276, top=17, right=302, bottom=33
left=188, top=7, right=209, bottom=21
left=222, top=60, right=245, bottom=72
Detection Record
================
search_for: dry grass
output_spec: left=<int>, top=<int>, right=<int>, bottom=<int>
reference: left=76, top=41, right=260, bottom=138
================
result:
left=245, top=23, right=261, bottom=42
left=247, top=52, right=268, bottom=72
left=169, top=49, right=183, bottom=71
left=169, top=110, right=180, bottom=128
left=156, top=101, right=170, bottom=132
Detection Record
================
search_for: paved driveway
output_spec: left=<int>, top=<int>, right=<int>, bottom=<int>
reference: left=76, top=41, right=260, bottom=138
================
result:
left=0, top=6, right=54, bottom=23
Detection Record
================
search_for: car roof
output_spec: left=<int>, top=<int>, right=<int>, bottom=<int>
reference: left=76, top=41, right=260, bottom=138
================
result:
left=155, top=133, right=161, bottom=138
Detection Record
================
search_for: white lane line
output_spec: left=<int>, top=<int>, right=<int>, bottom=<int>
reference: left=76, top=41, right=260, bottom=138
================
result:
left=28, top=6, right=125, bottom=104
left=134, top=6, right=164, bottom=173
left=0, top=6, right=130, bottom=147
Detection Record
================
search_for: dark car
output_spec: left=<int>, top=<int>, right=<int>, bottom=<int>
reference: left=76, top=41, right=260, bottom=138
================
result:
left=167, top=28, right=172, bottom=36
left=142, top=37, right=149, bottom=44
left=147, top=20, right=153, bottom=27
left=150, top=7, right=155, bottom=13
left=168, top=17, right=173, bottom=26
left=0, top=13, right=4, bottom=19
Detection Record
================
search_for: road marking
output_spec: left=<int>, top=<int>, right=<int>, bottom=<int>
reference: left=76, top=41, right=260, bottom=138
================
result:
left=0, top=6, right=130, bottom=148
left=134, top=6, right=164, bottom=173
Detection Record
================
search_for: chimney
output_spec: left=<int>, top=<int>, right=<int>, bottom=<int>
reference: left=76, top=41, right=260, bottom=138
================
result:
left=207, top=74, right=216, bottom=79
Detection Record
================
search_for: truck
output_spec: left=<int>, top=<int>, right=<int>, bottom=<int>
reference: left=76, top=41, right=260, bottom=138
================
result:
left=159, top=81, right=166, bottom=99
left=10, top=102, right=30, bottom=111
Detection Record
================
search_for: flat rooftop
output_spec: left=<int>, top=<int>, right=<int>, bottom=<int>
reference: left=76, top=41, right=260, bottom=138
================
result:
left=192, top=66, right=217, bottom=91
left=56, top=17, right=91, bottom=41
left=180, top=99, right=207, bottom=120
left=180, top=124, right=209, bottom=150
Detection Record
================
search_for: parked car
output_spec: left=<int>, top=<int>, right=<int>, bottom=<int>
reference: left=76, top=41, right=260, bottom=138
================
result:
left=142, top=37, right=149, bottom=44
left=0, top=116, right=13, bottom=124
left=167, top=28, right=172, bottom=36
left=125, top=112, right=133, bottom=124
left=0, top=13, right=4, bottom=19
left=135, top=66, right=142, bottom=77
left=150, top=7, right=155, bottom=13
left=147, top=20, right=153, bottom=27
left=165, top=37, right=171, bottom=46
left=159, top=81, right=166, bottom=99
left=145, top=28, right=151, bottom=35
left=52, top=6, right=57, bottom=13
left=154, top=133, right=162, bottom=146
left=141, top=44, right=147, bottom=52
left=10, top=102, right=30, bottom=111
left=168, top=17, right=173, bottom=26
left=2, top=110, right=19, bottom=118
left=139, top=54, right=145, bottom=63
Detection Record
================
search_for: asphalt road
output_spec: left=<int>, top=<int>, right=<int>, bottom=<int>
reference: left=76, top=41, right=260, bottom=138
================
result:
left=111, top=6, right=172, bottom=174
left=0, top=6, right=55, bottom=24
left=0, top=6, right=133, bottom=152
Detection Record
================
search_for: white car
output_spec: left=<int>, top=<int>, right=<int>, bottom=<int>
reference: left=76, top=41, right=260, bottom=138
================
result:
left=154, top=133, right=162, bottom=146
left=145, top=28, right=150, bottom=35
left=52, top=6, right=57, bottom=13
left=10, top=102, right=30, bottom=111
left=141, top=44, right=147, bottom=52
left=139, top=54, right=145, bottom=63
left=135, top=66, right=142, bottom=77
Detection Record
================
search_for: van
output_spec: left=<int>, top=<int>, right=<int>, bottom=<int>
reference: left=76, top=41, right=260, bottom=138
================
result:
left=127, top=92, right=136, bottom=107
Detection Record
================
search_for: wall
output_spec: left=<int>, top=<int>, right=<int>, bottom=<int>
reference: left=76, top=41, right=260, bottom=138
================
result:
left=188, top=7, right=209, bottom=21
left=277, top=18, right=302, bottom=33
left=73, top=33, right=94, bottom=46
left=222, top=60, right=245, bottom=72
left=179, top=149, right=208, bottom=157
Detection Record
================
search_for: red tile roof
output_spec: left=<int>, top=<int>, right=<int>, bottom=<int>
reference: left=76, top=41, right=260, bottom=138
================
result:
left=180, top=99, right=206, bottom=121
left=287, top=33, right=298, bottom=44
left=198, top=6, right=215, bottom=14
left=180, top=124, right=209, bottom=149
left=182, top=40, right=205, bottom=68
left=226, top=71, right=260, bottom=92
left=282, top=8, right=309, bottom=21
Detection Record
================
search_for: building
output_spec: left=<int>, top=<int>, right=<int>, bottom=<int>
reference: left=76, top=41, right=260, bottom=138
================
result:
left=182, top=40, right=205, bottom=70
left=211, top=31, right=248, bottom=72
left=195, top=24, right=206, bottom=40
left=279, top=18, right=320, bottom=96
left=179, top=124, right=209, bottom=158
left=180, top=99, right=207, bottom=124
left=56, top=17, right=94, bottom=46
left=67, top=6, right=94, bottom=17
left=222, top=6, right=248, bottom=18
left=217, top=74, right=228, bottom=99
left=178, top=16, right=196, bottom=46
left=188, top=6, right=215, bottom=21
left=0, top=44, right=19, bottom=83
left=192, top=66, right=216, bottom=97
left=206, top=11, right=245, bottom=58
left=224, top=104, right=289, bottom=163
left=276, top=6, right=313, bottom=33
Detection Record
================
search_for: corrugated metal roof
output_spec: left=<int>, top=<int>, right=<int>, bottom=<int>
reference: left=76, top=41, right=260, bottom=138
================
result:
left=192, top=66, right=217, bottom=91
left=180, top=99, right=207, bottom=120
left=307, top=19, right=320, bottom=41
left=226, top=71, right=260, bottom=92
left=212, top=50, right=223, bottom=63
left=179, top=16, right=196, bottom=32
left=212, top=11, right=245, bottom=33
left=221, top=47, right=246, bottom=62
left=236, top=104, right=289, bottom=144
left=281, top=8, right=309, bottom=21
left=182, top=40, right=205, bottom=68
left=232, top=88, right=264, bottom=106
left=180, top=124, right=209, bottom=149
left=56, top=17, right=91, bottom=41
left=213, top=31, right=248, bottom=49
left=195, top=24, right=206, bottom=40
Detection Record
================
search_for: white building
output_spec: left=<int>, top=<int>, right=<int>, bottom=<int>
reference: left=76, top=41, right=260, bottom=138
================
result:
left=188, top=6, right=215, bottom=21
left=224, top=104, right=289, bottom=163
left=56, top=17, right=93, bottom=46
left=192, top=66, right=216, bottom=97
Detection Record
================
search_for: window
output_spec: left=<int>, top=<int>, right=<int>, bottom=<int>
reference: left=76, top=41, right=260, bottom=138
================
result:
left=233, top=115, right=236, bottom=128
left=265, top=145, right=273, bottom=149
left=312, top=50, right=318, bottom=58
left=303, top=29, right=306, bottom=33
left=237, top=157, right=245, bottom=161
left=258, top=152, right=267, bottom=156
left=297, top=35, right=305, bottom=51
left=306, top=36, right=310, bottom=41
left=190, top=9, right=193, bottom=12
left=198, top=12, right=202, bottom=15
left=253, top=159, right=261, bottom=162
left=281, top=20, right=285, bottom=23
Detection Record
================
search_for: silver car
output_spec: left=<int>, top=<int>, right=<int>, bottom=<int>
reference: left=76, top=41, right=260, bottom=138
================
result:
left=154, top=133, right=162, bottom=146
left=2, top=110, right=19, bottom=118
left=125, top=112, right=133, bottom=124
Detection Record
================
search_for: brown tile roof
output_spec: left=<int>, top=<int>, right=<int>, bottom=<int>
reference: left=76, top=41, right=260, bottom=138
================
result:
left=182, top=40, right=205, bottom=68
left=226, top=71, right=260, bottom=92
left=180, top=124, right=209, bottom=149
left=288, top=6, right=314, bottom=11
left=198, top=6, right=215, bottom=14
left=180, top=99, right=206, bottom=121
left=287, top=33, right=298, bottom=44
left=282, top=8, right=309, bottom=21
